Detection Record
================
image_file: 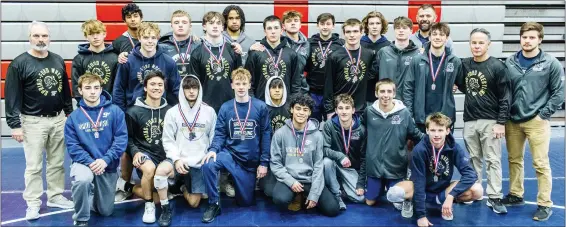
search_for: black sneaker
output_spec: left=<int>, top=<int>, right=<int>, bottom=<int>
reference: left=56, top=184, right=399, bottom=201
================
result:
left=487, top=198, right=508, bottom=214
left=533, top=206, right=553, bottom=221
left=202, top=203, right=221, bottom=223
left=158, top=204, right=173, bottom=227
left=501, top=194, right=525, bottom=206
left=74, top=221, right=88, bottom=226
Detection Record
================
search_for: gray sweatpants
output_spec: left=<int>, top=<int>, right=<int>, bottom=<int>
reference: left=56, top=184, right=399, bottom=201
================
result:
left=323, top=158, right=365, bottom=203
left=70, top=163, right=118, bottom=221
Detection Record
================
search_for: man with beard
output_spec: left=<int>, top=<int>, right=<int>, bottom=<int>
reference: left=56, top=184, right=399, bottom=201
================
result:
left=245, top=15, right=303, bottom=102
left=502, top=22, right=564, bottom=221
left=72, top=19, right=118, bottom=105
left=305, top=13, right=344, bottom=121
left=222, top=5, right=256, bottom=65
left=403, top=22, right=461, bottom=133
left=409, top=4, right=453, bottom=52
left=113, top=3, right=142, bottom=56
left=375, top=16, right=420, bottom=103
left=324, top=18, right=378, bottom=119
left=189, top=11, right=243, bottom=113
left=159, top=10, right=201, bottom=76
left=454, top=28, right=510, bottom=214
left=5, top=21, right=74, bottom=220
left=360, top=11, right=390, bottom=107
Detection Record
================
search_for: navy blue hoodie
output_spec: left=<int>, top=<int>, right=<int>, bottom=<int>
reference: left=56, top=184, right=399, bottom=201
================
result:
left=410, top=134, right=477, bottom=219
left=113, top=43, right=181, bottom=112
left=209, top=97, right=272, bottom=171
left=64, top=91, right=128, bottom=172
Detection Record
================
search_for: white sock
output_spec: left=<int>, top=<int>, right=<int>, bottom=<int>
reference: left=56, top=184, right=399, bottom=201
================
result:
left=161, top=200, right=169, bottom=205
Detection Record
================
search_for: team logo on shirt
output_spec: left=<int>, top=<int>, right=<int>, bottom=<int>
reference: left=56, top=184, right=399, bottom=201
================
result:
left=404, top=56, right=413, bottom=65
left=206, top=57, right=230, bottom=81
left=343, top=59, right=367, bottom=83
left=391, top=115, right=402, bottom=124
left=36, top=67, right=63, bottom=96
left=229, top=118, right=258, bottom=139
left=465, top=70, right=488, bottom=96
left=86, top=61, right=112, bottom=86
left=310, top=46, right=334, bottom=69
left=351, top=131, right=361, bottom=140
left=78, top=118, right=109, bottom=132
left=446, top=63, right=454, bottom=72
left=143, top=118, right=165, bottom=145
left=262, top=57, right=288, bottom=79
left=532, top=63, right=544, bottom=72
left=137, top=64, right=162, bottom=84
left=429, top=154, right=450, bottom=177
left=271, top=115, right=288, bottom=132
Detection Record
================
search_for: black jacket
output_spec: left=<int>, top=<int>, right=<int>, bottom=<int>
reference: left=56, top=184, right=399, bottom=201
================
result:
left=323, top=45, right=378, bottom=113
left=376, top=40, right=420, bottom=102
left=71, top=43, right=118, bottom=101
left=245, top=37, right=303, bottom=101
left=5, top=51, right=73, bottom=128
left=112, top=31, right=139, bottom=55
left=188, top=37, right=242, bottom=112
left=323, top=114, right=366, bottom=189
left=361, top=35, right=391, bottom=103
left=126, top=97, right=172, bottom=163
left=158, top=32, right=201, bottom=76
left=456, top=57, right=510, bottom=124
left=403, top=43, right=462, bottom=124
left=305, top=33, right=345, bottom=94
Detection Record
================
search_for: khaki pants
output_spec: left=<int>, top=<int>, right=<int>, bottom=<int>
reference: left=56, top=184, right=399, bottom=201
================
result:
left=21, top=113, right=67, bottom=207
left=505, top=117, right=552, bottom=207
left=463, top=120, right=503, bottom=199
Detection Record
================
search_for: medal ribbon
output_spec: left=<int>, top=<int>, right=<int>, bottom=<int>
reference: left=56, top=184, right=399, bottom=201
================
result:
left=265, top=49, right=284, bottom=70
left=126, top=32, right=136, bottom=50
left=290, top=124, right=308, bottom=156
left=233, top=99, right=252, bottom=138
left=340, top=120, right=353, bottom=155
left=203, top=41, right=226, bottom=65
left=79, top=107, right=104, bottom=133
left=318, top=41, right=333, bottom=59
left=178, top=104, right=200, bottom=134
left=344, top=46, right=362, bottom=74
left=173, top=36, right=193, bottom=64
left=428, top=51, right=446, bottom=85
left=432, top=144, right=445, bottom=175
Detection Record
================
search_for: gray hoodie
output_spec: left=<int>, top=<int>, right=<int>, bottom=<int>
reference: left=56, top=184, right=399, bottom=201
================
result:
left=270, top=119, right=324, bottom=202
left=223, top=31, right=256, bottom=65
left=364, top=99, right=424, bottom=180
left=376, top=40, right=420, bottom=102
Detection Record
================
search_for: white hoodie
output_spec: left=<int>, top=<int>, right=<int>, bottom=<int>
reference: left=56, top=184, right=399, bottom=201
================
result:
left=162, top=75, right=217, bottom=168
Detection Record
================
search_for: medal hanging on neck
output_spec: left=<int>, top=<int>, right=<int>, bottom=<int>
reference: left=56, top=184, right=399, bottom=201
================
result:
left=178, top=105, right=200, bottom=140
left=432, top=144, right=445, bottom=182
left=341, top=120, right=353, bottom=155
left=174, top=36, right=193, bottom=73
left=428, top=50, right=446, bottom=91
left=344, top=46, right=362, bottom=83
left=234, top=99, right=252, bottom=140
left=79, top=107, right=104, bottom=139
left=291, top=124, right=308, bottom=164
left=318, top=41, right=333, bottom=68
left=265, top=49, right=283, bottom=77
left=126, top=32, right=136, bottom=53
left=204, top=41, right=225, bottom=74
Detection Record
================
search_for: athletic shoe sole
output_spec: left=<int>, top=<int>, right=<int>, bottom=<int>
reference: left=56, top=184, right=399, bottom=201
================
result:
left=533, top=210, right=553, bottom=221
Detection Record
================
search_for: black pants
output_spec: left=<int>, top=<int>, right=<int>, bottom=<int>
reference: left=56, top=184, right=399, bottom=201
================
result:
left=272, top=181, right=340, bottom=217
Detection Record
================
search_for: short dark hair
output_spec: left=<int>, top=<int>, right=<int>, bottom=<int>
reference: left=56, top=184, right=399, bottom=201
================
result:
left=182, top=76, right=200, bottom=90
left=418, top=4, right=436, bottom=12
left=425, top=112, right=452, bottom=129
left=269, top=78, right=284, bottom=89
left=317, top=13, right=335, bottom=25
left=334, top=94, right=354, bottom=109
left=289, top=93, right=315, bottom=112
left=143, top=70, right=166, bottom=88
left=121, top=3, right=143, bottom=21
left=263, top=15, right=282, bottom=30
left=393, top=16, right=413, bottom=29
left=520, top=22, right=544, bottom=39
left=222, top=5, right=246, bottom=32
left=342, top=18, right=362, bottom=34
left=470, top=28, right=491, bottom=41
left=430, top=22, right=450, bottom=37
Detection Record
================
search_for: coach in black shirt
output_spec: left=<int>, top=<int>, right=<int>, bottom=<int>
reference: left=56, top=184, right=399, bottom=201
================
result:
left=5, top=21, right=74, bottom=220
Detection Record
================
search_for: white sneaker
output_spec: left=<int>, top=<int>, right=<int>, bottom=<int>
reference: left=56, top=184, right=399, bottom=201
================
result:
left=463, top=201, right=473, bottom=205
left=116, top=177, right=126, bottom=192
left=401, top=200, right=413, bottom=218
left=142, top=202, right=156, bottom=223
left=115, top=191, right=132, bottom=202
left=202, top=193, right=209, bottom=199
left=393, top=202, right=403, bottom=211
left=442, top=212, right=454, bottom=221
left=47, top=195, right=74, bottom=209
left=222, top=183, right=235, bottom=197
left=25, top=206, right=40, bottom=220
